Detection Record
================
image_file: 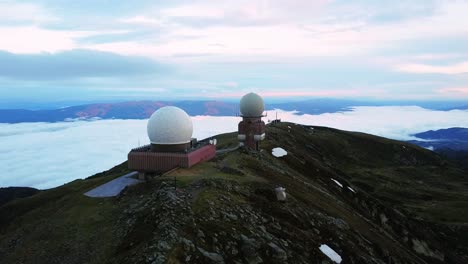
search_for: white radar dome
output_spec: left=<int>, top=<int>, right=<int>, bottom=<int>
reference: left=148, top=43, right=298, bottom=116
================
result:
left=147, top=106, right=193, bottom=144
left=240, top=92, right=265, bottom=117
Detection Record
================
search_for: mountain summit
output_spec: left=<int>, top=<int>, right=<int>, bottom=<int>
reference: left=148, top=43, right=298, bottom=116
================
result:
left=0, top=123, right=467, bottom=263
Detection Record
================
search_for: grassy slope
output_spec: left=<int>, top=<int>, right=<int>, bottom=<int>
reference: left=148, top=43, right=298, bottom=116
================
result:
left=0, top=187, right=40, bottom=207
left=274, top=124, right=468, bottom=223
left=0, top=162, right=130, bottom=264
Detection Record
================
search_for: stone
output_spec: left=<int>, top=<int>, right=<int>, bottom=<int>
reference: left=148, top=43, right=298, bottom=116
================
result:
left=411, top=239, right=444, bottom=261
left=268, top=242, right=287, bottom=260
left=197, top=230, right=205, bottom=238
left=259, top=225, right=266, bottom=233
left=198, top=247, right=225, bottom=263
left=158, top=240, right=171, bottom=250
left=181, top=238, right=194, bottom=251
left=225, top=213, right=238, bottom=221
left=240, top=235, right=261, bottom=263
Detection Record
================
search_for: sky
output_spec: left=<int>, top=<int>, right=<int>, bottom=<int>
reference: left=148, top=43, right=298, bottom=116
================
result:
left=1, top=107, right=468, bottom=189
left=0, top=0, right=468, bottom=104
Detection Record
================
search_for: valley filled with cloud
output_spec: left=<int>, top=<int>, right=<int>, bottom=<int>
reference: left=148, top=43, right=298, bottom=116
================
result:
left=1, top=106, right=468, bottom=189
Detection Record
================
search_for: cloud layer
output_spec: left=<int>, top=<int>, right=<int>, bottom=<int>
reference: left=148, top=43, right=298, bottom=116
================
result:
left=1, top=106, right=468, bottom=189
left=0, top=0, right=468, bottom=101
left=0, top=50, right=170, bottom=80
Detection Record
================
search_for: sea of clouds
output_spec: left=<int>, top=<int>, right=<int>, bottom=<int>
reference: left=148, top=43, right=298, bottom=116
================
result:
left=1, top=106, right=468, bottom=189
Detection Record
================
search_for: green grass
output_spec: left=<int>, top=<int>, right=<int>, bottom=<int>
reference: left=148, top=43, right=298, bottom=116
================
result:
left=0, top=162, right=131, bottom=264
left=192, top=188, right=246, bottom=214
left=161, top=154, right=266, bottom=188
left=212, top=131, right=239, bottom=150
left=260, top=122, right=468, bottom=224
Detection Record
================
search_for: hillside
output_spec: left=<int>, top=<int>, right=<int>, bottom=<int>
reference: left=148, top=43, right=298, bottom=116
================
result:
left=0, top=123, right=467, bottom=263
left=0, top=187, right=39, bottom=207
left=409, top=128, right=468, bottom=167
left=413, top=127, right=468, bottom=142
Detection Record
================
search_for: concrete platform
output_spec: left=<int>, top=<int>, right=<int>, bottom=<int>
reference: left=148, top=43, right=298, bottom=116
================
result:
left=84, top=171, right=141, bottom=198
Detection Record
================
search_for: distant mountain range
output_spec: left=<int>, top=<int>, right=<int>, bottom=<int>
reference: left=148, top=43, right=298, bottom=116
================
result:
left=414, top=127, right=468, bottom=142
left=409, top=127, right=468, bottom=151
left=1, top=99, right=468, bottom=123
left=409, top=128, right=468, bottom=169
left=0, top=99, right=356, bottom=123
left=0, top=101, right=237, bottom=123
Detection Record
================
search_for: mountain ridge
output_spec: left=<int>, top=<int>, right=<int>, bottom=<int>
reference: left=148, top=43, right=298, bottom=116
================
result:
left=409, top=128, right=468, bottom=162
left=1, top=123, right=467, bottom=263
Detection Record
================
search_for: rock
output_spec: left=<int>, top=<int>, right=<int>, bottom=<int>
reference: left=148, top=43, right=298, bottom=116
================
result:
left=267, top=242, right=287, bottom=260
left=231, top=247, right=239, bottom=256
left=150, top=255, right=166, bottom=264
left=240, top=235, right=261, bottom=263
left=225, top=212, right=238, bottom=221
left=326, top=216, right=349, bottom=230
left=411, top=238, right=444, bottom=261
left=181, top=238, right=195, bottom=251
left=158, top=240, right=171, bottom=250
left=280, top=239, right=288, bottom=247
left=197, top=230, right=206, bottom=238
left=198, top=247, right=225, bottom=263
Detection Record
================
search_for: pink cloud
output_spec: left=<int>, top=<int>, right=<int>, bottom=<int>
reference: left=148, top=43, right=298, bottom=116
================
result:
left=259, top=90, right=359, bottom=97
left=201, top=89, right=367, bottom=98
left=396, top=62, right=468, bottom=74
left=438, top=87, right=468, bottom=95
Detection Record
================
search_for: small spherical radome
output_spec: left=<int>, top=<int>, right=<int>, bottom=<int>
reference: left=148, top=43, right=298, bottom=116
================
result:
left=240, top=92, right=265, bottom=117
left=147, top=106, right=193, bottom=145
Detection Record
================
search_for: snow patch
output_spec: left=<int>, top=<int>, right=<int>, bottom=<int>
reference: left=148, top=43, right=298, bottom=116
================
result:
left=331, top=178, right=343, bottom=188
left=319, top=244, right=342, bottom=263
left=272, top=147, right=287, bottom=157
left=347, top=186, right=356, bottom=193
left=425, top=146, right=434, bottom=151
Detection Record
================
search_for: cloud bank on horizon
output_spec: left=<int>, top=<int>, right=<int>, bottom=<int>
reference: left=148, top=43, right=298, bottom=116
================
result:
left=0, top=0, right=467, bottom=102
left=1, top=106, right=468, bottom=189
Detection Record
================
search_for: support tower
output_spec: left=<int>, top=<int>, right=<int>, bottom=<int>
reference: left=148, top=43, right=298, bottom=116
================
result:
left=238, top=93, right=266, bottom=150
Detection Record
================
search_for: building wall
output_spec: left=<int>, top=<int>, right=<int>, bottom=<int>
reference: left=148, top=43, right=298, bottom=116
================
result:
left=150, top=142, right=191, bottom=152
left=238, top=117, right=265, bottom=150
left=188, top=144, right=216, bottom=167
left=128, top=144, right=216, bottom=173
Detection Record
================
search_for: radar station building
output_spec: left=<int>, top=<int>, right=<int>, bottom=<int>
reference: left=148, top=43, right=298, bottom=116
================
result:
left=238, top=92, right=266, bottom=150
left=128, top=106, right=216, bottom=177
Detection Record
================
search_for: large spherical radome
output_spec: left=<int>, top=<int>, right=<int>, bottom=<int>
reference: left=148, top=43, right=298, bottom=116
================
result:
left=147, top=106, right=193, bottom=144
left=240, top=92, right=264, bottom=117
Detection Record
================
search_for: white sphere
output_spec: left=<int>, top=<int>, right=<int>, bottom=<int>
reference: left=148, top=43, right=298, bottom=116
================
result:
left=240, top=92, right=264, bottom=117
left=147, top=106, right=193, bottom=144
